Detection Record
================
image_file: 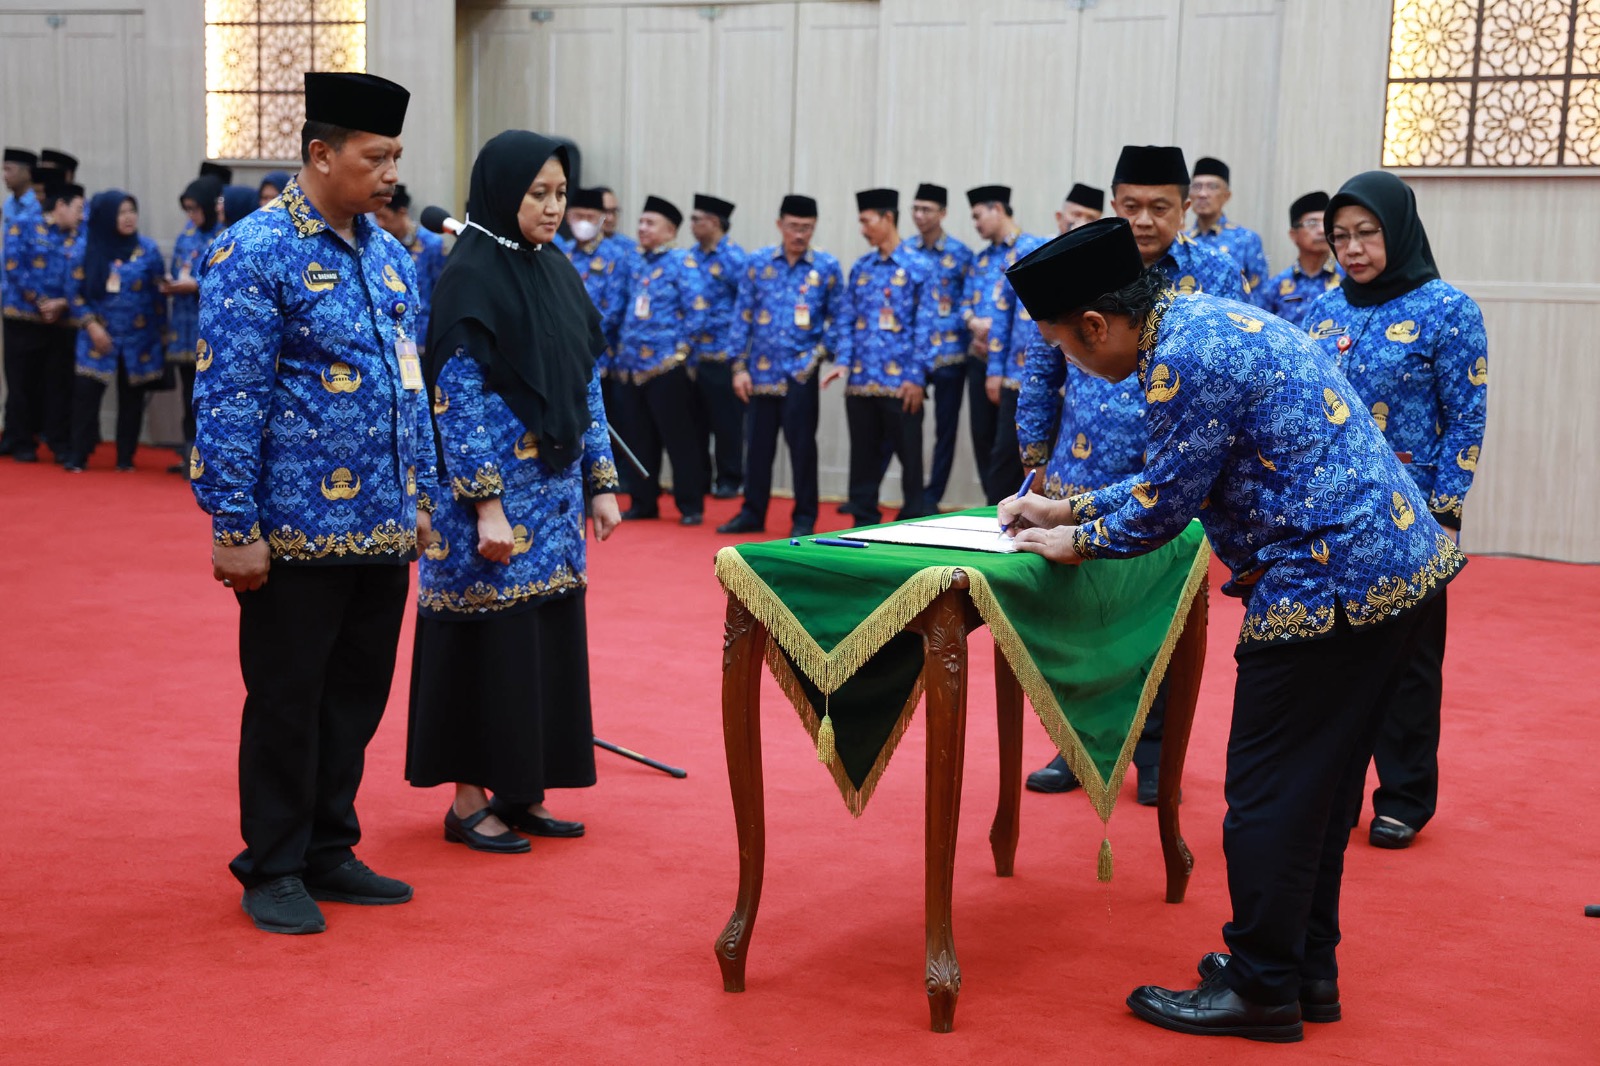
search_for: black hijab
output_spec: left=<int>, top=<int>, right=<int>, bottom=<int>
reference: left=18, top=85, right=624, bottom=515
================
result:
left=1325, top=171, right=1440, bottom=308
left=181, top=176, right=222, bottom=232
left=425, top=130, right=603, bottom=470
left=220, top=184, right=258, bottom=228
left=84, top=190, right=139, bottom=302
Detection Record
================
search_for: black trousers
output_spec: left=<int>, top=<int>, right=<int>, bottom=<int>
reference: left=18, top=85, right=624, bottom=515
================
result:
left=1371, top=586, right=1448, bottom=829
left=845, top=394, right=926, bottom=524
left=1132, top=678, right=1170, bottom=773
left=923, top=361, right=966, bottom=508
left=985, top=387, right=1024, bottom=505
left=70, top=367, right=149, bottom=467
left=1, top=318, right=58, bottom=453
left=612, top=366, right=706, bottom=518
left=694, top=358, right=744, bottom=490
left=738, top=376, right=819, bottom=527
left=965, top=354, right=998, bottom=502
left=1219, top=595, right=1439, bottom=1006
left=175, top=362, right=198, bottom=451
left=231, top=563, right=410, bottom=889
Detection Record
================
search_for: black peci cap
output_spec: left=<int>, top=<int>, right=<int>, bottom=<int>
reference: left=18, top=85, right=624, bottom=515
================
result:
left=5, top=148, right=39, bottom=168
left=693, top=193, right=735, bottom=220
left=855, top=188, right=898, bottom=213
left=1112, top=146, right=1189, bottom=188
left=1004, top=217, right=1145, bottom=323
left=642, top=194, right=682, bottom=227
left=1192, top=157, right=1230, bottom=183
left=41, top=149, right=78, bottom=172
left=914, top=183, right=948, bottom=206
left=1065, top=183, right=1105, bottom=212
left=780, top=194, right=818, bottom=219
left=1289, top=190, right=1330, bottom=226
left=570, top=187, right=605, bottom=211
left=199, top=161, right=234, bottom=184
left=388, top=183, right=411, bottom=210
left=304, top=71, right=410, bottom=137
left=966, top=184, right=1011, bottom=207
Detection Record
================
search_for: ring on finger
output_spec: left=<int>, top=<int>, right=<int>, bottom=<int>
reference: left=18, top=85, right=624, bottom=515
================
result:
left=223, top=578, right=234, bottom=587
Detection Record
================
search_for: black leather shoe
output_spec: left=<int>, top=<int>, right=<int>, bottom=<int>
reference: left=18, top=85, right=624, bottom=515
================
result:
left=620, top=505, right=659, bottom=521
left=1369, top=817, right=1417, bottom=849
left=1025, top=754, right=1081, bottom=794
left=716, top=513, right=765, bottom=535
left=836, top=501, right=861, bottom=517
left=711, top=482, right=741, bottom=499
left=1137, top=765, right=1158, bottom=806
left=679, top=512, right=704, bottom=527
left=443, top=807, right=532, bottom=853
left=490, top=797, right=585, bottom=838
left=305, top=858, right=415, bottom=904
left=1197, top=953, right=1341, bottom=1023
left=241, top=876, right=326, bottom=934
left=1127, top=974, right=1303, bottom=1042
left=788, top=522, right=815, bottom=539
left=13, top=450, right=38, bottom=463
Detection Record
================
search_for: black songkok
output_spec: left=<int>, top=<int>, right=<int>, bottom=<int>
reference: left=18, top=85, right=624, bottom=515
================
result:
left=966, top=184, right=1011, bottom=207
left=1004, top=217, right=1145, bottom=323
left=1289, top=191, right=1330, bottom=226
left=693, top=193, right=735, bottom=220
left=304, top=71, right=410, bottom=137
left=570, top=187, right=605, bottom=211
left=642, top=194, right=682, bottom=228
left=780, top=194, right=818, bottom=219
left=1112, top=146, right=1189, bottom=188
left=1192, top=157, right=1230, bottom=183
left=1065, top=183, right=1105, bottom=212
left=855, top=188, right=898, bottom=213
left=199, top=161, right=234, bottom=184
left=914, top=183, right=947, bottom=206
left=5, top=148, right=38, bottom=168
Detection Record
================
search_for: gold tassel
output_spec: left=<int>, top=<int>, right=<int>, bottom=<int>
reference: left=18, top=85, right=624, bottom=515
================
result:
left=1097, top=837, right=1113, bottom=883
left=817, top=694, right=836, bottom=765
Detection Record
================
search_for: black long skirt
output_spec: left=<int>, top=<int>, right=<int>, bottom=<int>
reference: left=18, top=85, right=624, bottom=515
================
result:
left=405, top=591, right=596, bottom=802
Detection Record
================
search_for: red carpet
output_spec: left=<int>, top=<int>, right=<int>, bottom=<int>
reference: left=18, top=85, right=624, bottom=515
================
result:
left=3, top=449, right=1597, bottom=1064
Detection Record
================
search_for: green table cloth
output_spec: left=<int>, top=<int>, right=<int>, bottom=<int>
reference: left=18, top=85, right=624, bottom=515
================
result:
left=714, top=510, right=1209, bottom=835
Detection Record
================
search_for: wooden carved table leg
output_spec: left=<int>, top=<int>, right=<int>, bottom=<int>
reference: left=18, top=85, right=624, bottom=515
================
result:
left=989, top=643, right=1023, bottom=878
left=1158, top=584, right=1208, bottom=904
left=715, top=594, right=769, bottom=991
left=921, top=586, right=970, bottom=1032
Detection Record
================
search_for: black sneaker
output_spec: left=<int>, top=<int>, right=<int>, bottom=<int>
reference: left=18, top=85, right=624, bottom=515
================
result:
left=241, top=876, right=326, bottom=934
left=1025, top=754, right=1081, bottom=793
left=304, top=858, right=414, bottom=906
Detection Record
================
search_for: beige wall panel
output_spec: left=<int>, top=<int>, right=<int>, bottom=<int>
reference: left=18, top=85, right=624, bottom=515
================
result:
left=706, top=2, right=796, bottom=226
left=1172, top=0, right=1280, bottom=243
left=620, top=5, right=711, bottom=222
left=1410, top=178, right=1600, bottom=287
left=0, top=14, right=61, bottom=152
left=543, top=7, right=629, bottom=191
left=367, top=0, right=456, bottom=211
left=464, top=8, right=549, bottom=161
left=877, top=0, right=978, bottom=196
left=1072, top=0, right=1182, bottom=192
left=59, top=14, right=142, bottom=193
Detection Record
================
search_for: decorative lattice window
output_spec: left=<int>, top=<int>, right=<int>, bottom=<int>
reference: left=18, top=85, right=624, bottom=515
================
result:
left=204, top=0, right=367, bottom=161
left=1383, top=0, right=1600, bottom=167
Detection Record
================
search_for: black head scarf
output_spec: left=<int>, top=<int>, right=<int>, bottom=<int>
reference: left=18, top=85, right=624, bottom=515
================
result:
left=220, top=184, right=258, bottom=228
left=1325, top=171, right=1440, bottom=308
left=181, top=176, right=223, bottom=232
left=425, top=130, right=603, bottom=470
left=84, top=190, right=139, bottom=301
left=259, top=170, right=292, bottom=199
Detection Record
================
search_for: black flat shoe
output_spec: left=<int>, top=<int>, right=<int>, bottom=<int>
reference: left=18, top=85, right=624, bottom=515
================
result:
left=716, top=513, right=765, bottom=535
left=711, top=483, right=741, bottom=499
left=1369, top=817, right=1417, bottom=849
left=1127, top=974, right=1303, bottom=1043
left=443, top=806, right=531, bottom=853
left=788, top=523, right=815, bottom=539
left=1137, top=765, right=1158, bottom=806
left=490, top=797, right=585, bottom=838
left=620, top=506, right=659, bottom=521
left=679, top=513, right=704, bottom=527
left=1198, top=953, right=1341, bottom=1023
left=1025, top=754, right=1081, bottom=794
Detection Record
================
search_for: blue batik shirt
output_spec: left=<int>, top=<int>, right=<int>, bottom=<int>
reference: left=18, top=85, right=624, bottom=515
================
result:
left=986, top=233, right=1049, bottom=391
left=1260, top=257, right=1342, bottom=327
left=907, top=231, right=973, bottom=370
left=1157, top=233, right=1248, bottom=300
left=1064, top=293, right=1464, bottom=649
left=28, top=220, right=86, bottom=323
left=75, top=235, right=169, bottom=386
left=402, top=224, right=447, bottom=350
left=420, top=346, right=619, bottom=617
left=962, top=228, right=1036, bottom=375
left=727, top=245, right=850, bottom=397
left=168, top=221, right=220, bottom=362
left=1304, top=279, right=1487, bottom=529
left=190, top=177, right=434, bottom=563
left=1017, top=343, right=1147, bottom=500
left=1188, top=215, right=1269, bottom=304
left=2, top=189, right=42, bottom=318
left=614, top=245, right=707, bottom=384
left=844, top=242, right=936, bottom=394
left=564, top=234, right=631, bottom=371
left=683, top=235, right=748, bottom=364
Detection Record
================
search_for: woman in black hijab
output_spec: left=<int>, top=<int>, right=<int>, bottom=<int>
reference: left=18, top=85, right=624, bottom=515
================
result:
left=1304, top=171, right=1487, bottom=851
left=406, top=130, right=623, bottom=853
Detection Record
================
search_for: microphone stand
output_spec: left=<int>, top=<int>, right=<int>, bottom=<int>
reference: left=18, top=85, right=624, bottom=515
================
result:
left=587, top=419, right=685, bottom=778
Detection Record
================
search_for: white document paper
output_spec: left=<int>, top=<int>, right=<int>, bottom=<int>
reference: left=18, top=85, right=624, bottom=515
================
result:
left=840, top=515, right=1017, bottom=553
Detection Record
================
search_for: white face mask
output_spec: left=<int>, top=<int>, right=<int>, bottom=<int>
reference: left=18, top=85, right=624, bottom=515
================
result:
left=570, top=218, right=599, bottom=242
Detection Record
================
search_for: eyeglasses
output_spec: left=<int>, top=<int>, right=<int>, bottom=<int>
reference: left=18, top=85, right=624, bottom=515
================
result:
left=1329, top=225, right=1382, bottom=249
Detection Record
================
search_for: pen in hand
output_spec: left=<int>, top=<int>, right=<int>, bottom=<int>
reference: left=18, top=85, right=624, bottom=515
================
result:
left=1000, top=470, right=1036, bottom=534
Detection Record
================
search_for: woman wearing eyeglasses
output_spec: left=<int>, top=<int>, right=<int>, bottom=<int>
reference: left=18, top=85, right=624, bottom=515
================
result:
left=1304, top=170, right=1487, bottom=852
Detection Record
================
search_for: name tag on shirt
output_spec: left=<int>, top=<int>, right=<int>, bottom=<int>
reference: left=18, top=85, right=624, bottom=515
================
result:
left=105, top=263, right=122, bottom=294
left=794, top=303, right=811, bottom=329
left=305, top=268, right=341, bottom=286
left=397, top=337, right=423, bottom=390
left=937, top=296, right=951, bottom=316
left=878, top=306, right=897, bottom=331
left=634, top=293, right=651, bottom=319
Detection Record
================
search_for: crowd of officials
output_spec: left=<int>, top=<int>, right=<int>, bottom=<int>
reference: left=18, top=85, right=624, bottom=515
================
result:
left=4, top=65, right=1488, bottom=1045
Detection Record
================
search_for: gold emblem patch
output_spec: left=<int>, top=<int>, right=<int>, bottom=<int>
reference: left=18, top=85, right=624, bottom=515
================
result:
left=320, top=467, right=362, bottom=500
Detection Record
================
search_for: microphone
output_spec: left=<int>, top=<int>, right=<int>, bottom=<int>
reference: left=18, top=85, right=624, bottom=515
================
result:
left=420, top=205, right=463, bottom=236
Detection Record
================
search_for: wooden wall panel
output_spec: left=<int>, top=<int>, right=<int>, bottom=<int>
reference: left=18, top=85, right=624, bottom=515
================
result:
left=620, top=6, right=712, bottom=225
left=1072, top=0, right=1182, bottom=193
left=706, top=3, right=796, bottom=230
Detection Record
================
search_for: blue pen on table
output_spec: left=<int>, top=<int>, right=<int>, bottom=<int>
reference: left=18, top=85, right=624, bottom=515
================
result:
left=999, top=470, right=1037, bottom=534
left=812, top=537, right=869, bottom=548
